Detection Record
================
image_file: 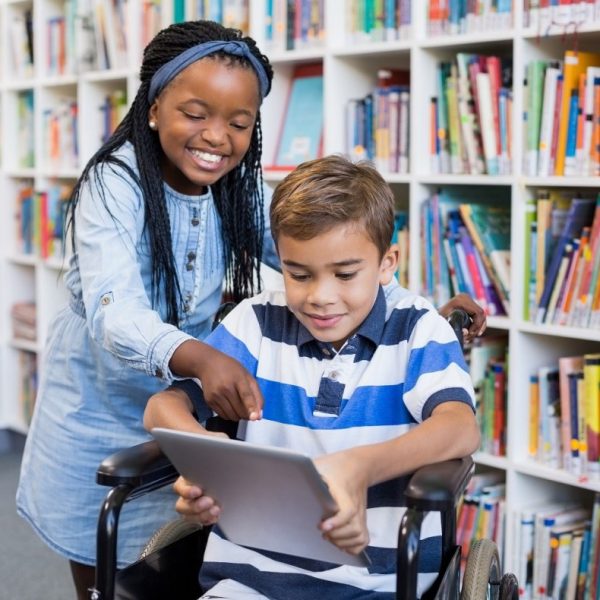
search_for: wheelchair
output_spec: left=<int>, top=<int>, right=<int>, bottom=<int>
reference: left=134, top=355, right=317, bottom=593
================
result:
left=89, top=310, right=519, bottom=600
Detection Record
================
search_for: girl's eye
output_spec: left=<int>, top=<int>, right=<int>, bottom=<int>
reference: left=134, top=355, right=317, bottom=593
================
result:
left=336, top=272, right=357, bottom=281
left=231, top=122, right=251, bottom=131
left=184, top=112, right=205, bottom=120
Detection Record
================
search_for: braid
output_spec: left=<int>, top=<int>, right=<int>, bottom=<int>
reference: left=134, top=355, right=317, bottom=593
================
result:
left=67, top=20, right=273, bottom=323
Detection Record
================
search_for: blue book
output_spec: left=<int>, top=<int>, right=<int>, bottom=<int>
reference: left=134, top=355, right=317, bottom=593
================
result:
left=536, top=197, right=595, bottom=324
left=564, top=90, right=580, bottom=175
left=273, top=64, right=323, bottom=168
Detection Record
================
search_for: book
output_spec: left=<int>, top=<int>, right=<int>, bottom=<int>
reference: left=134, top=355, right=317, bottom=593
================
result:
left=535, top=197, right=595, bottom=324
left=558, top=356, right=584, bottom=471
left=458, top=203, right=511, bottom=314
left=272, top=63, right=324, bottom=169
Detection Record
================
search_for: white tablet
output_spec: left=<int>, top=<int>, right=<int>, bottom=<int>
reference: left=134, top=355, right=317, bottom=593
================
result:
left=151, top=427, right=370, bottom=567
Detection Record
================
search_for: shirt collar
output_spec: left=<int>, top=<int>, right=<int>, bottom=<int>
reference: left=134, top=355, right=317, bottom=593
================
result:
left=296, top=285, right=387, bottom=349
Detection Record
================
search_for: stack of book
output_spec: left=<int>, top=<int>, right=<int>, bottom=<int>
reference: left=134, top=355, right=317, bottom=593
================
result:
left=346, top=68, right=410, bottom=174
left=346, top=0, right=412, bottom=43
left=525, top=0, right=600, bottom=30
left=421, top=189, right=511, bottom=315
left=524, top=51, right=600, bottom=177
left=514, top=494, right=600, bottom=600
left=430, top=53, right=512, bottom=176
left=525, top=191, right=600, bottom=328
left=456, top=470, right=506, bottom=575
left=528, top=352, right=600, bottom=478
left=427, top=0, right=513, bottom=36
left=264, top=0, right=325, bottom=52
left=16, top=182, right=72, bottom=260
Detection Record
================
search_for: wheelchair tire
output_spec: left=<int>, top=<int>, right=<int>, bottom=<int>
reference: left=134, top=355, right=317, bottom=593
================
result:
left=140, top=518, right=204, bottom=558
left=460, top=539, right=501, bottom=600
left=498, top=573, right=519, bottom=600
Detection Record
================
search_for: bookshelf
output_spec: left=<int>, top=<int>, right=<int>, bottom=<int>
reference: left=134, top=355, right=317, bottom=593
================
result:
left=1, top=0, right=600, bottom=585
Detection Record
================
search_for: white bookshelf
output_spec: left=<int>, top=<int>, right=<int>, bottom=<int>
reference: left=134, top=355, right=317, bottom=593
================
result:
left=1, top=0, right=599, bottom=576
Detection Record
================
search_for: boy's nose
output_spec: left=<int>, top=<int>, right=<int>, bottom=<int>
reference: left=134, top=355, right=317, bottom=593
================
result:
left=307, top=281, right=336, bottom=306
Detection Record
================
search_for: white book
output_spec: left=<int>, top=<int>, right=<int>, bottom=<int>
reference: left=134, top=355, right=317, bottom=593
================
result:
left=476, top=72, right=499, bottom=175
left=537, top=67, right=561, bottom=177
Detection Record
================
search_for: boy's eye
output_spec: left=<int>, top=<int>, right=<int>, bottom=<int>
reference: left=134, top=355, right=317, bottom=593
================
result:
left=336, top=272, right=357, bottom=281
left=289, top=273, right=310, bottom=282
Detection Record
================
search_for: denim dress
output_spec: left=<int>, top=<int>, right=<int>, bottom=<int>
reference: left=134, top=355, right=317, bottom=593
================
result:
left=16, top=142, right=279, bottom=567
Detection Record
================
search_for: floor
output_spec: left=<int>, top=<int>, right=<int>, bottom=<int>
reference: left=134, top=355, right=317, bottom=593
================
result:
left=0, top=436, right=73, bottom=600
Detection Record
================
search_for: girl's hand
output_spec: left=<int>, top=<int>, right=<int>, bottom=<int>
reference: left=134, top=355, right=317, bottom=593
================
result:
left=313, top=452, right=370, bottom=556
left=196, top=345, right=264, bottom=421
left=170, top=340, right=264, bottom=422
left=438, top=293, right=486, bottom=343
left=173, top=476, right=221, bottom=525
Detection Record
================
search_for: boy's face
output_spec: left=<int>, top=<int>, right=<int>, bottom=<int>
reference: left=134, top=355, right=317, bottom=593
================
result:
left=279, top=224, right=398, bottom=350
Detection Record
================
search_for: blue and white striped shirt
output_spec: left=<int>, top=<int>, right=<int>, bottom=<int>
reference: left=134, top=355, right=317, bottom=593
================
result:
left=184, top=282, right=475, bottom=599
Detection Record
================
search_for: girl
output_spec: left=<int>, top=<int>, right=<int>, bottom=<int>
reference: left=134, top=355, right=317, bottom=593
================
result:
left=17, top=20, right=277, bottom=599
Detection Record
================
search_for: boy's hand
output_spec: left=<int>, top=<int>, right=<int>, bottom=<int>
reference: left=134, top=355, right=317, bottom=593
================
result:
left=438, top=293, right=486, bottom=343
left=314, top=453, right=370, bottom=556
left=173, top=476, right=221, bottom=525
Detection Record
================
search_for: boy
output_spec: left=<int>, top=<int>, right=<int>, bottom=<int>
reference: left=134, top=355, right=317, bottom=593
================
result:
left=144, top=155, right=481, bottom=599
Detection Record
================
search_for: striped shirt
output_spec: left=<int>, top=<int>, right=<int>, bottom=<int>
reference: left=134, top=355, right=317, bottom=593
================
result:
left=182, top=283, right=475, bottom=599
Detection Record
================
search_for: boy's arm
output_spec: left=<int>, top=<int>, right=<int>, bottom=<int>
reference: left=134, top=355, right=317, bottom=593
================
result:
left=315, top=401, right=479, bottom=554
left=144, top=385, right=208, bottom=434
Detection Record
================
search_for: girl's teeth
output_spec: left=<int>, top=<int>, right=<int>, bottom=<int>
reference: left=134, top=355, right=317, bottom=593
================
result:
left=191, top=150, right=221, bottom=162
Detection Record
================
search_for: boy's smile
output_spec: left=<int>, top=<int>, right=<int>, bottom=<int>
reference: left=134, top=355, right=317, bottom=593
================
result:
left=279, top=224, right=398, bottom=349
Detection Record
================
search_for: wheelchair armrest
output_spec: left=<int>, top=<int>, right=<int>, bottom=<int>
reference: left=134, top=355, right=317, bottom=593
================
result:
left=96, top=439, right=178, bottom=495
left=404, top=456, right=474, bottom=512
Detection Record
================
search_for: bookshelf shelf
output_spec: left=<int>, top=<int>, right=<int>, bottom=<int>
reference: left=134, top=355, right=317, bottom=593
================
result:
left=10, top=338, right=38, bottom=353
left=1, top=0, right=599, bottom=585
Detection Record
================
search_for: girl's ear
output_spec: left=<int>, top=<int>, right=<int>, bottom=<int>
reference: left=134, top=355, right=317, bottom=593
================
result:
left=148, top=101, right=158, bottom=124
left=379, top=244, right=399, bottom=285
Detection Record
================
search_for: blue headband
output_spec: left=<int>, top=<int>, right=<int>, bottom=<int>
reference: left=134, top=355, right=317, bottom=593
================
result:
left=148, top=40, right=270, bottom=103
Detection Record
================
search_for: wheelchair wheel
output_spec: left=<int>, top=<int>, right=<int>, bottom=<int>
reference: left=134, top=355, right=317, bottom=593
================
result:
left=460, top=539, right=501, bottom=600
left=498, top=573, right=518, bottom=600
left=140, top=518, right=203, bottom=558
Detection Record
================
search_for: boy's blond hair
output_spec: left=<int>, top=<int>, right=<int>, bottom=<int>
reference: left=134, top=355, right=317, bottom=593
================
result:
left=270, top=155, right=395, bottom=259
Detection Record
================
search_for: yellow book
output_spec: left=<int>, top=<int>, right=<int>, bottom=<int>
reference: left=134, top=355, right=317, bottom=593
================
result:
left=529, top=374, right=539, bottom=458
left=555, top=51, right=600, bottom=175
left=583, top=353, right=600, bottom=475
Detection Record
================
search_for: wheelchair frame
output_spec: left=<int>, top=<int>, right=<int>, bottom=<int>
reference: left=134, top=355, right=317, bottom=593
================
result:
left=89, top=309, right=517, bottom=600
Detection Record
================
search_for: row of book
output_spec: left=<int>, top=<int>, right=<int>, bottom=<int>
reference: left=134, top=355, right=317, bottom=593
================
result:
left=525, top=191, right=600, bottom=329
left=346, top=69, right=410, bottom=174
left=457, top=470, right=506, bottom=573
left=514, top=494, right=600, bottom=600
left=528, top=353, right=600, bottom=479
left=9, top=9, right=34, bottom=79
left=99, top=90, right=128, bottom=145
left=18, top=91, right=34, bottom=169
left=392, top=211, right=409, bottom=288
left=427, top=0, right=513, bottom=36
left=524, top=0, right=600, bottom=30
left=346, top=0, right=412, bottom=43
left=420, top=190, right=511, bottom=315
left=466, top=334, right=509, bottom=457
left=190, top=0, right=250, bottom=32
left=16, top=183, right=72, bottom=260
left=430, top=53, right=513, bottom=176
left=42, top=100, right=79, bottom=171
left=524, top=51, right=600, bottom=178
left=264, top=0, right=325, bottom=52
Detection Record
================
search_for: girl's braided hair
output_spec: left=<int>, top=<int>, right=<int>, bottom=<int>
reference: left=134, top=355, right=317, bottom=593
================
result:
left=67, top=20, right=273, bottom=324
